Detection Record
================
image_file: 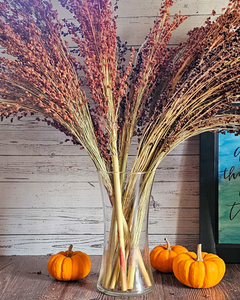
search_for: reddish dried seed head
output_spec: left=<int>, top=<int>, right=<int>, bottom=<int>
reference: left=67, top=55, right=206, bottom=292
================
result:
left=0, top=0, right=240, bottom=165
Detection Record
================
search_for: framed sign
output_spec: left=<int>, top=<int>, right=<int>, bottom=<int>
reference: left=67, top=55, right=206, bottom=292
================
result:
left=200, top=131, right=240, bottom=263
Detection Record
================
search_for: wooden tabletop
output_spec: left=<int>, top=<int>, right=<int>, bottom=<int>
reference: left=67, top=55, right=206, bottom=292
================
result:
left=0, top=255, right=239, bottom=300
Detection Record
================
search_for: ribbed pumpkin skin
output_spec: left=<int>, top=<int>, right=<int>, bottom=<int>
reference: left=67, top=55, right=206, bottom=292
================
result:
left=172, top=251, right=226, bottom=288
left=150, top=243, right=188, bottom=273
left=47, top=248, right=91, bottom=281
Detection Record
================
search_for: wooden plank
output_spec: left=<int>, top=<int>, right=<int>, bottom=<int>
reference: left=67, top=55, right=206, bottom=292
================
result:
left=0, top=129, right=199, bottom=156
left=115, top=15, right=215, bottom=46
left=0, top=234, right=199, bottom=255
left=0, top=235, right=104, bottom=256
left=0, top=155, right=199, bottom=182
left=50, top=0, right=229, bottom=19
left=57, top=14, right=220, bottom=47
left=0, top=180, right=199, bottom=208
left=0, top=115, right=54, bottom=131
left=0, top=207, right=198, bottom=235
left=117, top=0, right=229, bottom=17
left=0, top=255, right=240, bottom=300
left=0, top=256, right=57, bottom=300
left=149, top=208, right=199, bottom=235
left=0, top=0, right=228, bottom=51
left=0, top=130, right=77, bottom=156
left=15, top=0, right=227, bottom=49
left=0, top=182, right=101, bottom=208
left=0, top=0, right=230, bottom=49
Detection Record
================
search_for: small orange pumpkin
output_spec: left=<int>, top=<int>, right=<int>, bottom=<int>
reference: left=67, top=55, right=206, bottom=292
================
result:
left=150, top=238, right=188, bottom=273
left=47, top=244, right=91, bottom=281
left=172, top=244, right=226, bottom=288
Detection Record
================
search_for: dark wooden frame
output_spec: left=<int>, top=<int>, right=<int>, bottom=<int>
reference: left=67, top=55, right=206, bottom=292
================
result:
left=200, top=132, right=240, bottom=263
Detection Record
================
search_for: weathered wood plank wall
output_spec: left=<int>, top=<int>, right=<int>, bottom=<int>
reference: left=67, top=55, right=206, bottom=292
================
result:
left=0, top=0, right=228, bottom=255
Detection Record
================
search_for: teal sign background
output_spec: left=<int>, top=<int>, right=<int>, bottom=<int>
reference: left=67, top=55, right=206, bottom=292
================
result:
left=218, top=132, right=240, bottom=243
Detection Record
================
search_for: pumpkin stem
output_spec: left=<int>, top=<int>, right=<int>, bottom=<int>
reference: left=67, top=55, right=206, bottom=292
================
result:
left=67, top=244, right=73, bottom=258
left=196, top=244, right=203, bottom=261
left=165, top=238, right=171, bottom=251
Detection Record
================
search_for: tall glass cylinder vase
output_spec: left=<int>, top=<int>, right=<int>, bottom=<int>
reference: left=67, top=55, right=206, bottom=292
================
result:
left=97, top=170, right=155, bottom=297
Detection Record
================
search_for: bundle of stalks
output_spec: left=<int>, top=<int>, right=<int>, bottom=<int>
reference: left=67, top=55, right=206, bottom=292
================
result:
left=1, top=0, right=240, bottom=292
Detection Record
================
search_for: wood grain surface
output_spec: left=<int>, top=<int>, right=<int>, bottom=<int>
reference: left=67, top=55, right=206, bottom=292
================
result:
left=0, top=113, right=199, bottom=255
left=0, top=255, right=239, bottom=300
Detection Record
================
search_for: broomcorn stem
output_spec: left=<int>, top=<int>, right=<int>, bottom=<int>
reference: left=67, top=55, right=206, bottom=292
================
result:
left=112, top=153, right=127, bottom=291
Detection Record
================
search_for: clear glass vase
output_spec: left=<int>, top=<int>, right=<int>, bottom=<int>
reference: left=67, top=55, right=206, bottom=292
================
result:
left=97, top=170, right=155, bottom=297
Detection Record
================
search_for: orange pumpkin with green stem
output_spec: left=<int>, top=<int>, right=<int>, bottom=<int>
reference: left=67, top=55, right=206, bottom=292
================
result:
left=173, top=244, right=225, bottom=288
left=150, top=238, right=188, bottom=273
left=47, top=244, right=91, bottom=281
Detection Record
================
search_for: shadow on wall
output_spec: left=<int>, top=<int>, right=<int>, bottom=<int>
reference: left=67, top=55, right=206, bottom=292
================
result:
left=176, top=136, right=200, bottom=251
